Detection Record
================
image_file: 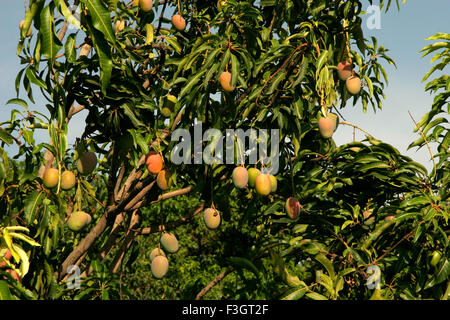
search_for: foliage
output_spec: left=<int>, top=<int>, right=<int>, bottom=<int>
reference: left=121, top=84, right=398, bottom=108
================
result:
left=0, top=0, right=448, bottom=300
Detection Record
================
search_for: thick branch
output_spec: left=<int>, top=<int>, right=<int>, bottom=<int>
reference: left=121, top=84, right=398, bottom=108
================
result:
left=123, top=181, right=156, bottom=211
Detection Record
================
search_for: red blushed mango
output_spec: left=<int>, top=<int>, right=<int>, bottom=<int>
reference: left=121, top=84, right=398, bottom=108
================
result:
left=139, top=0, right=153, bottom=12
left=286, top=197, right=300, bottom=220
left=171, top=14, right=186, bottom=31
left=156, top=170, right=171, bottom=190
left=232, top=167, right=248, bottom=189
left=269, top=175, right=277, bottom=193
left=318, top=114, right=338, bottom=139
left=255, top=174, right=271, bottom=196
left=0, top=249, right=12, bottom=268
left=19, top=20, right=32, bottom=37
left=337, top=61, right=352, bottom=81
left=346, top=76, right=361, bottom=95
left=146, top=151, right=163, bottom=175
left=219, top=71, right=235, bottom=92
left=6, top=269, right=21, bottom=282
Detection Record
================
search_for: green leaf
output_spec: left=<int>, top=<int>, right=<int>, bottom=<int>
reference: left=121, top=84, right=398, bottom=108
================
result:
left=54, top=0, right=81, bottom=30
left=20, top=0, right=44, bottom=40
left=0, top=280, right=13, bottom=300
left=165, top=36, right=182, bottom=54
left=9, top=233, right=41, bottom=247
left=11, top=244, right=30, bottom=278
left=306, top=291, right=328, bottom=300
left=363, top=75, right=373, bottom=98
left=425, top=259, right=450, bottom=289
left=180, top=70, right=207, bottom=98
left=145, top=24, right=154, bottom=45
left=315, top=50, right=329, bottom=78
left=227, top=257, right=259, bottom=278
left=315, top=253, right=336, bottom=280
left=25, top=67, right=47, bottom=90
left=81, top=0, right=115, bottom=44
left=85, top=17, right=113, bottom=94
left=6, top=98, right=28, bottom=109
left=120, top=103, right=145, bottom=128
left=280, top=283, right=308, bottom=300
left=40, top=5, right=63, bottom=61
left=230, top=53, right=240, bottom=88
left=24, top=191, right=45, bottom=225
left=65, top=33, right=77, bottom=63
left=0, top=129, right=14, bottom=145
left=358, top=161, right=391, bottom=172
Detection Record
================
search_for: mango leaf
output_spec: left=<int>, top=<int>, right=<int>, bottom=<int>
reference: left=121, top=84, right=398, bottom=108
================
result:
left=0, top=129, right=14, bottom=145
left=40, top=5, right=63, bottom=61
left=306, top=291, right=328, bottom=300
left=20, top=0, right=44, bottom=40
left=11, top=244, right=30, bottom=278
left=0, top=281, right=13, bottom=300
left=315, top=253, right=335, bottom=280
left=65, top=33, right=77, bottom=63
left=425, top=259, right=450, bottom=289
left=280, top=282, right=308, bottom=300
left=8, top=233, right=41, bottom=247
left=24, top=191, right=45, bottom=225
left=85, top=17, right=113, bottom=94
left=81, top=0, right=115, bottom=44
left=227, top=257, right=260, bottom=279
left=54, top=0, right=82, bottom=30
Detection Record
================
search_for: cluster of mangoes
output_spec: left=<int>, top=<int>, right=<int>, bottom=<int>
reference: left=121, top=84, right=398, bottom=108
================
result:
left=150, top=232, right=179, bottom=279
left=317, top=61, right=362, bottom=139
left=232, top=167, right=277, bottom=196
left=145, top=151, right=173, bottom=191
left=137, top=0, right=186, bottom=31
left=42, top=152, right=97, bottom=232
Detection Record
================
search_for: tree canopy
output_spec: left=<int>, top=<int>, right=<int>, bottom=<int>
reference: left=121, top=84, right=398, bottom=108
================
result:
left=0, top=0, right=448, bottom=300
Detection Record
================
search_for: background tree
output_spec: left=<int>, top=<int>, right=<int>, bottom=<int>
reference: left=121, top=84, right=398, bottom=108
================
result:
left=0, top=0, right=448, bottom=300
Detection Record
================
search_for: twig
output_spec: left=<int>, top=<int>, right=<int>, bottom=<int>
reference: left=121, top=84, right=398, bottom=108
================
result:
left=138, top=203, right=205, bottom=235
left=408, top=111, right=436, bottom=178
left=256, top=43, right=308, bottom=106
left=195, top=267, right=234, bottom=300
left=339, top=121, right=373, bottom=137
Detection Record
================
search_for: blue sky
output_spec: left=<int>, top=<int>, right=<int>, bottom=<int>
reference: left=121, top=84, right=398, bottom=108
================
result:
left=0, top=1, right=449, bottom=172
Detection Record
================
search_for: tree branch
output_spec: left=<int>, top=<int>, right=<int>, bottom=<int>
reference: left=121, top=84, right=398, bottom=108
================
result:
left=139, top=203, right=204, bottom=235
left=195, top=267, right=234, bottom=300
left=110, top=210, right=140, bottom=274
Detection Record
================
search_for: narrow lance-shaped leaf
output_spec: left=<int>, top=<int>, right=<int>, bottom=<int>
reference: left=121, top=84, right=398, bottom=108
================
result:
left=40, top=5, right=63, bottom=61
left=54, top=0, right=82, bottom=30
left=80, top=0, right=115, bottom=44
left=24, top=190, right=45, bottom=225
left=65, top=33, right=77, bottom=63
left=84, top=16, right=113, bottom=94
